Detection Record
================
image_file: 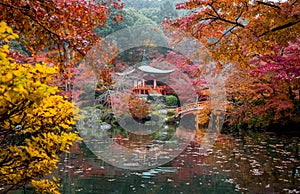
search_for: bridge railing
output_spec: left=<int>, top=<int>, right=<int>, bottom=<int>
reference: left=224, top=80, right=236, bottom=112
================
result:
left=175, top=102, right=205, bottom=115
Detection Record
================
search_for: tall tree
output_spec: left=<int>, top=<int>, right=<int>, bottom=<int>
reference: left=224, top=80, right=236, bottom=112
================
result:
left=226, top=39, right=300, bottom=129
left=0, top=0, right=123, bottom=94
left=167, top=0, right=299, bottom=130
left=0, top=22, right=81, bottom=193
left=167, top=0, right=299, bottom=67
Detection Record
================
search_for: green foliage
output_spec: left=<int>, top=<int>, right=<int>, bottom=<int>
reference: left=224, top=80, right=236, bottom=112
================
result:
left=140, top=1, right=178, bottom=24
left=151, top=112, right=161, bottom=122
left=95, top=8, right=155, bottom=37
left=140, top=8, right=162, bottom=24
left=167, top=109, right=176, bottom=117
left=166, top=95, right=178, bottom=106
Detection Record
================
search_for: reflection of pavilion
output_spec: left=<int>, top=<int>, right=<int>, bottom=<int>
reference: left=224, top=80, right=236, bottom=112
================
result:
left=117, top=49, right=174, bottom=96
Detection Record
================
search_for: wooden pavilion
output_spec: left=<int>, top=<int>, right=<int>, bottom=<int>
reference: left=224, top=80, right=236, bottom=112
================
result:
left=117, top=49, right=175, bottom=96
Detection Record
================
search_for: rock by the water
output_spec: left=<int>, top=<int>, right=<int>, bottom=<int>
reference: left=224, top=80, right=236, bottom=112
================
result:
left=100, top=122, right=112, bottom=130
left=159, top=110, right=168, bottom=115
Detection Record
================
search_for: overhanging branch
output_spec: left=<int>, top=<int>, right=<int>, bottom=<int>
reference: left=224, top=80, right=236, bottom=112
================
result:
left=259, top=18, right=300, bottom=37
left=257, top=1, right=281, bottom=9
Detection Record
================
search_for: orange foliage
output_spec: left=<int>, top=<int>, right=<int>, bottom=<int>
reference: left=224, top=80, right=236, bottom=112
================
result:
left=167, top=0, right=299, bottom=67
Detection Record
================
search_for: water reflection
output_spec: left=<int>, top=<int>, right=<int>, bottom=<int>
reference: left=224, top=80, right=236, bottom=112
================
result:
left=57, top=144, right=237, bottom=194
left=56, top=131, right=299, bottom=194
left=203, top=132, right=300, bottom=193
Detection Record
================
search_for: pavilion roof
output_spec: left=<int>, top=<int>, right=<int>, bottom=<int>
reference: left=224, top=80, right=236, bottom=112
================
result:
left=116, top=49, right=175, bottom=76
left=138, top=65, right=174, bottom=74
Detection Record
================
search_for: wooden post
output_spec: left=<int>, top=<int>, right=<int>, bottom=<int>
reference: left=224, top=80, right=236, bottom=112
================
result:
left=153, top=79, right=157, bottom=89
left=216, top=110, right=221, bottom=134
left=195, top=114, right=199, bottom=131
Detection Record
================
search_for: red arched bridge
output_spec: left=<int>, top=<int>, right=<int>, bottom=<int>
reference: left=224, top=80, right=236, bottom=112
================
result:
left=175, top=102, right=224, bottom=134
left=175, top=102, right=205, bottom=116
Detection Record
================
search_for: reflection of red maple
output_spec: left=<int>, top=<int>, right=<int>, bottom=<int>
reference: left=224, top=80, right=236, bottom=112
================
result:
left=113, top=133, right=153, bottom=148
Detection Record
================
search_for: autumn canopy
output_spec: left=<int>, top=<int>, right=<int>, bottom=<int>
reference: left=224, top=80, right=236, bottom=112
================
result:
left=0, top=0, right=299, bottom=193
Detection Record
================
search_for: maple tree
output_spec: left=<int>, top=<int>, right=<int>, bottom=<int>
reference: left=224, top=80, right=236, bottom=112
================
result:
left=250, top=39, right=300, bottom=86
left=167, top=0, right=299, bottom=67
left=109, top=93, right=150, bottom=122
left=129, top=97, right=151, bottom=121
left=226, top=39, right=300, bottom=129
left=0, top=0, right=124, bottom=61
left=249, top=39, right=300, bottom=126
left=0, top=0, right=123, bottom=95
left=0, top=22, right=81, bottom=193
left=164, top=0, right=300, bottom=130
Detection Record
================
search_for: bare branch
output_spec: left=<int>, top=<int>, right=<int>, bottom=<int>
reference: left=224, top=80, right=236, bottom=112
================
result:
left=210, top=25, right=238, bottom=46
left=259, top=18, right=300, bottom=37
left=209, top=3, right=245, bottom=28
left=257, top=1, right=281, bottom=9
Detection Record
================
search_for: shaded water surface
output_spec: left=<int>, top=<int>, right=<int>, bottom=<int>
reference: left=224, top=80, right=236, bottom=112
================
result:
left=57, top=131, right=300, bottom=194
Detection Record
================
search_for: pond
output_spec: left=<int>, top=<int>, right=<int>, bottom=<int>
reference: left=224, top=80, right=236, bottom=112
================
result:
left=56, top=130, right=300, bottom=194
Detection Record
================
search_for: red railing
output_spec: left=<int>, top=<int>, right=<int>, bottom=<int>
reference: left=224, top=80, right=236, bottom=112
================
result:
left=133, top=85, right=169, bottom=95
left=175, top=102, right=204, bottom=115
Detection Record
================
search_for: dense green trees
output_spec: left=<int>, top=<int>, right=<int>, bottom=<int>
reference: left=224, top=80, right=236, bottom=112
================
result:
left=95, top=8, right=157, bottom=37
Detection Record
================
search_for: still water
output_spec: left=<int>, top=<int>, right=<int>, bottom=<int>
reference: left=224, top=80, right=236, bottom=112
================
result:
left=56, top=130, right=300, bottom=194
